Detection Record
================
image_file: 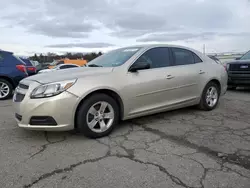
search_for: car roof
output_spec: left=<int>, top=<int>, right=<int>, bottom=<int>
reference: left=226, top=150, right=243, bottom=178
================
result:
left=123, top=44, right=194, bottom=49
left=122, top=44, right=203, bottom=54
left=0, top=49, right=13, bottom=54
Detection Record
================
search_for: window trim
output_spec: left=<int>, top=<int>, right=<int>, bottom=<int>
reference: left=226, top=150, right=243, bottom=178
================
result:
left=170, top=47, right=202, bottom=66
left=128, top=47, right=172, bottom=72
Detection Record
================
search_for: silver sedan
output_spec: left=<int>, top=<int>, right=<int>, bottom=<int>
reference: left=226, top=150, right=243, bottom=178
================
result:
left=13, top=44, right=228, bottom=138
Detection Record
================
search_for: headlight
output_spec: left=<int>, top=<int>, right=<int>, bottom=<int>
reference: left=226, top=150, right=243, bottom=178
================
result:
left=30, top=79, right=77, bottom=98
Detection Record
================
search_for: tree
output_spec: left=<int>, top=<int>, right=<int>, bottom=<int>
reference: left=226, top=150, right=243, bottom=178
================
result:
left=29, top=53, right=39, bottom=61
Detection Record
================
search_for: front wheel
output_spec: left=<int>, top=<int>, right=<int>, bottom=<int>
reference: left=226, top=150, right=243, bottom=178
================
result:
left=76, top=93, right=119, bottom=138
left=198, top=82, right=220, bottom=111
left=0, top=79, right=13, bottom=100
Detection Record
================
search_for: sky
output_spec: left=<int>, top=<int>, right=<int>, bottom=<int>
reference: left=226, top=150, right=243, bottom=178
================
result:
left=1, top=0, right=250, bottom=56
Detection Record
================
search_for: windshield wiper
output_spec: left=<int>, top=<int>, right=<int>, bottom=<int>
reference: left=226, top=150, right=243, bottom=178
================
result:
left=87, top=64, right=103, bottom=67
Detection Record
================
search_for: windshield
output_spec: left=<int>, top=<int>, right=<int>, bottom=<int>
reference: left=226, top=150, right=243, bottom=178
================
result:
left=240, top=51, right=250, bottom=60
left=87, top=47, right=141, bottom=67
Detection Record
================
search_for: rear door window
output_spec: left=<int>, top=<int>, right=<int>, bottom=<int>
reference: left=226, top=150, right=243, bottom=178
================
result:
left=171, top=48, right=195, bottom=66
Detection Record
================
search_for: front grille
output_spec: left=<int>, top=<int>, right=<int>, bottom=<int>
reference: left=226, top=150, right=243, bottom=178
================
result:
left=19, top=83, right=29, bottom=89
left=14, top=93, right=25, bottom=102
left=15, top=113, right=22, bottom=121
left=229, top=64, right=250, bottom=71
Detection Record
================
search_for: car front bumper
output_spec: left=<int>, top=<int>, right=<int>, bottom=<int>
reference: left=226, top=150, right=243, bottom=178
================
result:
left=13, top=91, right=78, bottom=131
left=228, top=73, right=250, bottom=86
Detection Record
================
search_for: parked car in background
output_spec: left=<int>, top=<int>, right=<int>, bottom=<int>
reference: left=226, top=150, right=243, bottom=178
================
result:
left=30, top=60, right=42, bottom=71
left=13, top=44, right=227, bottom=138
left=0, top=50, right=28, bottom=100
left=48, top=59, right=87, bottom=69
left=225, top=50, right=250, bottom=89
left=38, top=64, right=80, bottom=74
left=20, top=57, right=37, bottom=76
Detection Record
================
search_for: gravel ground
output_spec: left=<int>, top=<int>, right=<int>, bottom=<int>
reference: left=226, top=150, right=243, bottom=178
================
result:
left=0, top=89, right=250, bottom=188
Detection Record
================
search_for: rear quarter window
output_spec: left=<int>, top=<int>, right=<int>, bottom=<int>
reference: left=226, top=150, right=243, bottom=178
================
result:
left=193, top=53, right=203, bottom=63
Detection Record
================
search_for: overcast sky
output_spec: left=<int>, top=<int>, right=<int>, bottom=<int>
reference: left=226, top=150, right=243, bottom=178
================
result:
left=1, top=0, right=250, bottom=55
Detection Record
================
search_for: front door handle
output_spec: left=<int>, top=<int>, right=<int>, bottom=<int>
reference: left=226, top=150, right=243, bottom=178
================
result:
left=199, top=70, right=205, bottom=74
left=166, top=75, right=175, bottom=79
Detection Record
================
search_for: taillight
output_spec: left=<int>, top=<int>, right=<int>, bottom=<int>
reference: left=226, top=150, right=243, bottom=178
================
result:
left=223, top=63, right=230, bottom=72
left=16, top=65, right=28, bottom=75
left=27, top=67, right=36, bottom=72
left=223, top=64, right=227, bottom=71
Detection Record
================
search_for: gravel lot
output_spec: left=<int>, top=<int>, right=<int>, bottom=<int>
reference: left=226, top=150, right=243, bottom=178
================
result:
left=1, top=90, right=250, bottom=188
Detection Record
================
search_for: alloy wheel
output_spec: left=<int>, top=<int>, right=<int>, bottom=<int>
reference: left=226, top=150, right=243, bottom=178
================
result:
left=206, top=86, right=218, bottom=107
left=0, top=82, right=10, bottom=99
left=86, top=101, right=115, bottom=133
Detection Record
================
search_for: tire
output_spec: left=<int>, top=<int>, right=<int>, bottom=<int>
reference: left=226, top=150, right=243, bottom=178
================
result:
left=76, top=93, right=119, bottom=138
left=0, top=79, right=13, bottom=100
left=198, top=82, right=220, bottom=111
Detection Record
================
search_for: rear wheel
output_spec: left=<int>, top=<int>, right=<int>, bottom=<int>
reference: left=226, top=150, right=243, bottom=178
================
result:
left=76, top=93, right=119, bottom=138
left=198, top=82, right=220, bottom=111
left=0, top=79, right=13, bottom=100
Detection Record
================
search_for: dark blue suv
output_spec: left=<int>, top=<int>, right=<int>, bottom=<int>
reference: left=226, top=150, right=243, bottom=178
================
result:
left=0, top=50, right=28, bottom=100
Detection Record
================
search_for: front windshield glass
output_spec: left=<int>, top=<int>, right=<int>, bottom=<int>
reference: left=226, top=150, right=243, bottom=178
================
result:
left=240, top=51, right=250, bottom=60
left=87, top=47, right=141, bottom=67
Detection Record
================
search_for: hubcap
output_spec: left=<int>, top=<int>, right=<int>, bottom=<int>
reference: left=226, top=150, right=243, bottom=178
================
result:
left=206, top=86, right=218, bottom=107
left=0, top=82, right=10, bottom=99
left=87, top=101, right=115, bottom=133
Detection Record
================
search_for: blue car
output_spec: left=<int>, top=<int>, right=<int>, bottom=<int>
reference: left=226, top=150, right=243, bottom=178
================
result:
left=0, top=50, right=28, bottom=100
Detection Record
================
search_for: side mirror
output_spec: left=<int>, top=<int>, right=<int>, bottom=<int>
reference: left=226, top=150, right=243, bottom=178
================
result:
left=129, top=62, right=150, bottom=72
left=235, top=57, right=240, bottom=60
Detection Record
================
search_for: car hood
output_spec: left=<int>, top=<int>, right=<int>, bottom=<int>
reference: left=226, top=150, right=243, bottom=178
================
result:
left=227, top=60, right=250, bottom=64
left=25, top=67, right=114, bottom=84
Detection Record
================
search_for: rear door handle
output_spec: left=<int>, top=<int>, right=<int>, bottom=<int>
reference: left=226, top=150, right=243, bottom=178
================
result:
left=199, top=70, right=205, bottom=74
left=166, top=75, right=175, bottom=79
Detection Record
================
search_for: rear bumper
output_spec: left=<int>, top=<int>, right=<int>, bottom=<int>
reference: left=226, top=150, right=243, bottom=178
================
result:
left=228, top=73, right=250, bottom=86
left=12, top=75, right=27, bottom=88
